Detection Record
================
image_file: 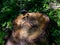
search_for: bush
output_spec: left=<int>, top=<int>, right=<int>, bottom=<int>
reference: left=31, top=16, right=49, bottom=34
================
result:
left=0, top=0, right=60, bottom=45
